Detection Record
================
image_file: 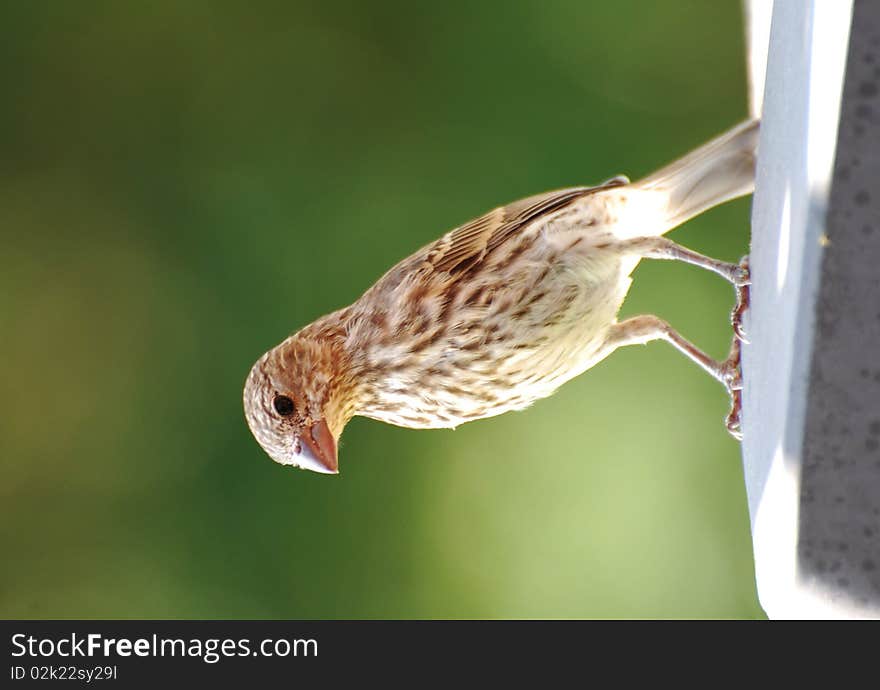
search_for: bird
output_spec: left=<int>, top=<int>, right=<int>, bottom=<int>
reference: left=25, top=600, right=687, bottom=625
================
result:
left=244, top=119, right=759, bottom=474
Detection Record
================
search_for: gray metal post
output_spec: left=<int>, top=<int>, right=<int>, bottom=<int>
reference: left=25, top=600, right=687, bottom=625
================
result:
left=742, top=0, right=880, bottom=618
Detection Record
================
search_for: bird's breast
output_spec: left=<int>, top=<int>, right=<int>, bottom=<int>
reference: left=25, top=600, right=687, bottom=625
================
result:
left=355, top=231, right=633, bottom=429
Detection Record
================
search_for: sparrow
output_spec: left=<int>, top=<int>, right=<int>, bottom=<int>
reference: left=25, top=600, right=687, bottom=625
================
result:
left=244, top=119, right=759, bottom=474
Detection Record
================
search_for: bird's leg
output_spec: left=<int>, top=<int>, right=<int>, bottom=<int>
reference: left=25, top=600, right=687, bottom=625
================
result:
left=617, top=235, right=750, bottom=286
left=605, top=315, right=741, bottom=388
left=604, top=315, right=744, bottom=439
left=617, top=235, right=751, bottom=343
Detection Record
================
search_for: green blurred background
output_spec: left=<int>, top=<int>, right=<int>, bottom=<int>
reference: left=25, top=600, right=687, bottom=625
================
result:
left=0, top=1, right=764, bottom=618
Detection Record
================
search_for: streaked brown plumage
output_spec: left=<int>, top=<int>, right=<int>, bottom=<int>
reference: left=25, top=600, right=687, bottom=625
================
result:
left=244, top=120, right=759, bottom=474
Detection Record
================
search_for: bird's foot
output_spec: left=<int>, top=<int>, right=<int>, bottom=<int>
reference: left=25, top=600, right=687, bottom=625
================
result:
left=720, top=336, right=744, bottom=440
left=731, top=254, right=751, bottom=343
left=726, top=389, right=744, bottom=441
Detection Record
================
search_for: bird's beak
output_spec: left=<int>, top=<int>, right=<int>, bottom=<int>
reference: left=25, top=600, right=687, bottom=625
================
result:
left=296, top=419, right=338, bottom=474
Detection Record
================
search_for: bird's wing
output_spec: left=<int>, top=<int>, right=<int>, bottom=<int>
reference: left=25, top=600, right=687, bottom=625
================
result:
left=365, top=178, right=628, bottom=296
left=425, top=179, right=627, bottom=276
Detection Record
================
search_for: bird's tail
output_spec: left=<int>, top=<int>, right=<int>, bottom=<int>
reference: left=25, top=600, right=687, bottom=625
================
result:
left=628, top=118, right=759, bottom=236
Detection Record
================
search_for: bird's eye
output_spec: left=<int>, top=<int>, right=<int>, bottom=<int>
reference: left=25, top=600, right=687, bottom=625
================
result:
left=273, top=395, right=295, bottom=417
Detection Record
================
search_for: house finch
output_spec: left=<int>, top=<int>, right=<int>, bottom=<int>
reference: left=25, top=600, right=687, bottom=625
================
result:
left=244, top=119, right=758, bottom=474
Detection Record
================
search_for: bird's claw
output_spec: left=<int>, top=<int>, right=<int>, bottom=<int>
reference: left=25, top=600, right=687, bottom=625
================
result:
left=721, top=335, right=744, bottom=440
left=726, top=389, right=744, bottom=441
left=731, top=255, right=751, bottom=343
left=720, top=339, right=743, bottom=391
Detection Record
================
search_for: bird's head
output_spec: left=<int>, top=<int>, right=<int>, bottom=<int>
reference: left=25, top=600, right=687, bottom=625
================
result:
left=243, top=331, right=354, bottom=474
